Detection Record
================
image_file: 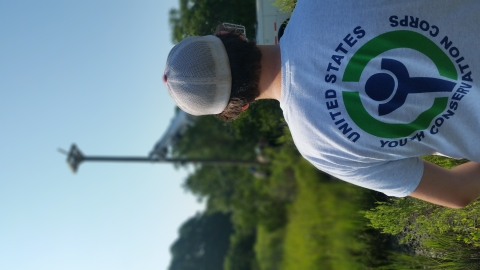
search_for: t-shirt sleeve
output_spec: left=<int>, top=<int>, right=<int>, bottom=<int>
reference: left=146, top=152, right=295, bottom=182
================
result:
left=306, top=155, right=424, bottom=197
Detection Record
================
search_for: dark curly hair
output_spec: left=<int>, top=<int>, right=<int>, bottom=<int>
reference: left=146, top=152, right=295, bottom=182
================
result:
left=213, top=25, right=262, bottom=122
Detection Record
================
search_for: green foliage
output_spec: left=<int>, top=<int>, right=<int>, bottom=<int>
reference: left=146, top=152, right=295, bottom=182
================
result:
left=373, top=252, right=437, bottom=270
left=174, top=120, right=403, bottom=269
left=281, top=159, right=368, bottom=270
left=230, top=100, right=285, bottom=144
left=172, top=115, right=254, bottom=161
left=366, top=198, right=480, bottom=246
left=172, top=100, right=286, bottom=227
left=422, top=155, right=468, bottom=169
left=172, top=102, right=283, bottom=162
left=168, top=213, right=233, bottom=270
left=421, top=235, right=480, bottom=269
left=224, top=229, right=259, bottom=270
left=169, top=0, right=256, bottom=43
left=364, top=156, right=480, bottom=268
left=171, top=103, right=288, bottom=269
left=273, top=0, right=297, bottom=12
left=254, top=226, right=284, bottom=270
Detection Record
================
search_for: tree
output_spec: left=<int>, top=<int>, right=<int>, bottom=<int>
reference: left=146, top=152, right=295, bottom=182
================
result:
left=171, top=101, right=284, bottom=161
left=170, top=101, right=287, bottom=227
left=169, top=0, right=256, bottom=43
left=223, top=230, right=258, bottom=270
left=168, top=212, right=234, bottom=270
left=171, top=114, right=257, bottom=161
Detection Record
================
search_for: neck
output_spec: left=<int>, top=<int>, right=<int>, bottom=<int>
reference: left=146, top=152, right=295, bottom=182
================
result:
left=256, top=45, right=282, bottom=101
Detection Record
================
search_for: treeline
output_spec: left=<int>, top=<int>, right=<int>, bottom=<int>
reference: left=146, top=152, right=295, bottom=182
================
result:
left=168, top=98, right=288, bottom=270
left=166, top=100, right=403, bottom=269
left=168, top=104, right=480, bottom=269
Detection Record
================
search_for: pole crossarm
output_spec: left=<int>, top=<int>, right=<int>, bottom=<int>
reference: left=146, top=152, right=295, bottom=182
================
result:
left=63, top=144, right=264, bottom=173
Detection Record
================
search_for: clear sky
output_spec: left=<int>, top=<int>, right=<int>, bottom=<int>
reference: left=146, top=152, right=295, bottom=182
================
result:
left=0, top=1, right=205, bottom=269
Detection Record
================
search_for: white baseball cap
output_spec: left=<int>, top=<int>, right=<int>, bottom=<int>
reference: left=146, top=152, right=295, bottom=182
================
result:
left=164, top=35, right=232, bottom=116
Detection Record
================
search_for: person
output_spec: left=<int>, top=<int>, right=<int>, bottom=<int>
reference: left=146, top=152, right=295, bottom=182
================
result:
left=163, top=0, right=480, bottom=209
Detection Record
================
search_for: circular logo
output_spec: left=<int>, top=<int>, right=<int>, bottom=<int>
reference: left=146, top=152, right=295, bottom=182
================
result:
left=342, top=30, right=457, bottom=138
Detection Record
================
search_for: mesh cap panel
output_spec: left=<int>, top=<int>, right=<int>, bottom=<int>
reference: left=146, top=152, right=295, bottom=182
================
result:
left=169, top=42, right=216, bottom=79
left=164, top=35, right=232, bottom=115
left=169, top=82, right=218, bottom=113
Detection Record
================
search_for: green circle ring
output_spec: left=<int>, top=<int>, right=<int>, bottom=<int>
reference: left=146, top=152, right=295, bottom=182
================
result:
left=341, top=30, right=457, bottom=139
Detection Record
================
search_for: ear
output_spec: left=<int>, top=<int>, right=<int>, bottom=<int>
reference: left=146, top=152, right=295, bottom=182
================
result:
left=241, top=104, right=249, bottom=111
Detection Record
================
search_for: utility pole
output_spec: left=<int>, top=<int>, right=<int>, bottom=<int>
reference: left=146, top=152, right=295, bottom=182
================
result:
left=60, top=144, right=263, bottom=173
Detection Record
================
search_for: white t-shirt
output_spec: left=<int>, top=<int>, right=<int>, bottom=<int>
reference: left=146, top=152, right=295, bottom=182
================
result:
left=280, top=0, right=480, bottom=197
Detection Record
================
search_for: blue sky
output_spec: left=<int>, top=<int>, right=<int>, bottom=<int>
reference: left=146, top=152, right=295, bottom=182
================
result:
left=0, top=1, right=205, bottom=269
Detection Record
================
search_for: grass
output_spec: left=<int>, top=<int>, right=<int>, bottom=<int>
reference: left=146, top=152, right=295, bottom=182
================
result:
left=252, top=144, right=476, bottom=269
left=254, top=226, right=285, bottom=270
left=280, top=159, right=367, bottom=270
left=251, top=127, right=393, bottom=269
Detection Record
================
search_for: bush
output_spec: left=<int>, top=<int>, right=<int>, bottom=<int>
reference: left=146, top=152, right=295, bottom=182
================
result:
left=364, top=156, right=480, bottom=268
